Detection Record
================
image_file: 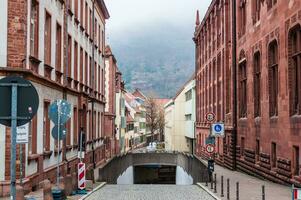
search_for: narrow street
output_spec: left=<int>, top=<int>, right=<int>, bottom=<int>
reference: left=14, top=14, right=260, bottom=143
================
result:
left=86, top=185, right=215, bottom=200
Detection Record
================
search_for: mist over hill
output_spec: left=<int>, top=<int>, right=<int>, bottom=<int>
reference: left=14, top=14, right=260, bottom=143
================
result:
left=107, top=22, right=195, bottom=98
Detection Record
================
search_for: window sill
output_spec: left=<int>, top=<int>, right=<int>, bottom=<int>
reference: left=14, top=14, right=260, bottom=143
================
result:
left=54, top=148, right=62, bottom=155
left=72, top=144, right=78, bottom=149
left=68, top=8, right=74, bottom=17
left=74, top=17, right=80, bottom=25
left=80, top=25, right=85, bottom=32
left=269, top=116, right=278, bottom=123
left=28, top=154, right=40, bottom=163
left=66, top=145, right=72, bottom=151
left=29, top=55, right=41, bottom=64
left=43, top=150, right=53, bottom=158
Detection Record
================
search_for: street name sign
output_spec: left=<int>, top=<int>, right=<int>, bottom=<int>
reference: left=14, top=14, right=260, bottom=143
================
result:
left=16, top=124, right=29, bottom=144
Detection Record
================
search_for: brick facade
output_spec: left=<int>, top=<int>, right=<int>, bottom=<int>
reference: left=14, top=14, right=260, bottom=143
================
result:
left=0, top=0, right=111, bottom=196
left=195, top=0, right=301, bottom=185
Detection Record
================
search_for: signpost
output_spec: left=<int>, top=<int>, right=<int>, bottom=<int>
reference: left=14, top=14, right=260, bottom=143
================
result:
left=205, top=112, right=215, bottom=122
left=48, top=100, right=71, bottom=191
left=0, top=76, right=39, bottom=200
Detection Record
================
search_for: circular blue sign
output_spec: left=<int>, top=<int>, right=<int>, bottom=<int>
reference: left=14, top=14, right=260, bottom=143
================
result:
left=214, top=124, right=222, bottom=132
left=51, top=125, right=67, bottom=140
left=48, top=100, right=71, bottom=125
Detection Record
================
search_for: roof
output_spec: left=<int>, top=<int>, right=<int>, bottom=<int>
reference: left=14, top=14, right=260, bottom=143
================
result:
left=96, top=0, right=110, bottom=20
left=132, top=88, right=147, bottom=100
left=126, top=114, right=134, bottom=122
left=173, top=73, right=195, bottom=100
left=154, top=98, right=171, bottom=107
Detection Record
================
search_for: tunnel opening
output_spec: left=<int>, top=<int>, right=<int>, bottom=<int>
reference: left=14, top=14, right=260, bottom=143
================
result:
left=134, top=165, right=176, bottom=184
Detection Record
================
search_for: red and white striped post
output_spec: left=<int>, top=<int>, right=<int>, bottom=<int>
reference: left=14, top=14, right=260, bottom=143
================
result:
left=78, top=162, right=86, bottom=190
left=293, top=185, right=301, bottom=200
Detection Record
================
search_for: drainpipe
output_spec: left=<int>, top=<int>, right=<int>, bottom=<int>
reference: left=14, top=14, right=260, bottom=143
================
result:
left=231, top=0, right=237, bottom=170
left=91, top=0, right=96, bottom=169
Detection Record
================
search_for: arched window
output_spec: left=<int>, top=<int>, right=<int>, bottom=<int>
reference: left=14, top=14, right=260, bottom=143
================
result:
left=288, top=25, right=301, bottom=115
left=268, top=41, right=278, bottom=117
left=239, top=51, right=247, bottom=118
left=253, top=52, right=261, bottom=117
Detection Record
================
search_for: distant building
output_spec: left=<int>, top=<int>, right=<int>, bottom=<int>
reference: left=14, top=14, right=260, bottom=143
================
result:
left=0, top=0, right=109, bottom=196
left=164, top=77, right=196, bottom=153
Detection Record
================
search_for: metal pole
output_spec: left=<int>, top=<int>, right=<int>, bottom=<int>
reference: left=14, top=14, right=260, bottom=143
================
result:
left=20, top=144, right=23, bottom=185
left=221, top=175, right=224, bottom=197
left=214, top=173, right=217, bottom=193
left=211, top=176, right=213, bottom=190
left=79, top=129, right=83, bottom=163
left=227, top=178, right=230, bottom=200
left=262, top=185, right=265, bottom=200
left=236, top=182, right=239, bottom=200
left=10, top=84, right=17, bottom=200
left=57, top=101, right=61, bottom=187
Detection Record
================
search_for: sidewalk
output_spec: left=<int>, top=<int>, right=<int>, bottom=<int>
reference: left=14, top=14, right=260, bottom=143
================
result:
left=200, top=163, right=292, bottom=200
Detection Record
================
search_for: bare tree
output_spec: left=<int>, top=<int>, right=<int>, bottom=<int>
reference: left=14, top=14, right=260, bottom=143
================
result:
left=157, top=107, right=165, bottom=142
left=145, top=96, right=159, bottom=142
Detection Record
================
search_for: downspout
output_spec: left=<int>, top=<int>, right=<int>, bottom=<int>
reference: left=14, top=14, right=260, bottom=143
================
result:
left=91, top=0, right=96, bottom=169
left=231, top=0, right=237, bottom=170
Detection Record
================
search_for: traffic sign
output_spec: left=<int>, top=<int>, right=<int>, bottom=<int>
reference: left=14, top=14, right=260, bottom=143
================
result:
left=51, top=125, right=67, bottom=140
left=206, top=144, right=215, bottom=154
left=212, top=123, right=225, bottom=137
left=48, top=100, right=71, bottom=125
left=0, top=76, right=39, bottom=127
left=205, top=112, right=215, bottom=122
left=16, top=124, right=29, bottom=144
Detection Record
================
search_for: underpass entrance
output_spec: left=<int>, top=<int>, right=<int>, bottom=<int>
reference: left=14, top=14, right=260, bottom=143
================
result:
left=134, top=165, right=176, bottom=184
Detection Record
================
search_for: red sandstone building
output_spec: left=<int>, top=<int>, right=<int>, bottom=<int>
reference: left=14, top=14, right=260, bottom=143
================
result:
left=0, top=0, right=110, bottom=196
left=195, top=0, right=301, bottom=185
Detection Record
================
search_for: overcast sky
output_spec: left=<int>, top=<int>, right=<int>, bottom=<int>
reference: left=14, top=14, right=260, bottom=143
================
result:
left=104, top=0, right=211, bottom=40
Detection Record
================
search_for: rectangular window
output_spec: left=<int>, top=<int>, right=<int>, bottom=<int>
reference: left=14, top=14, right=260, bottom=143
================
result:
left=293, top=146, right=300, bottom=176
left=66, top=119, right=71, bottom=146
left=185, top=114, right=192, bottom=121
left=269, top=42, right=278, bottom=116
left=239, top=0, right=247, bottom=36
left=185, top=90, right=192, bottom=101
left=90, top=9, right=92, bottom=37
left=98, top=24, right=101, bottom=49
left=44, top=11, right=52, bottom=65
left=74, top=0, right=78, bottom=19
left=267, top=0, right=277, bottom=10
left=68, top=35, right=72, bottom=77
left=85, top=52, right=88, bottom=85
left=80, top=0, right=84, bottom=24
left=30, top=0, right=39, bottom=57
left=289, top=27, right=301, bottom=115
left=73, top=107, right=78, bottom=145
left=239, top=61, right=247, bottom=118
left=80, top=47, right=83, bottom=83
left=98, top=112, right=100, bottom=138
left=252, top=0, right=261, bottom=23
left=74, top=41, right=78, bottom=81
left=102, top=30, right=104, bottom=53
left=28, top=115, right=37, bottom=155
left=43, top=101, right=50, bottom=151
left=271, top=142, right=277, bottom=168
left=254, top=52, right=261, bottom=117
left=56, top=23, right=62, bottom=72
left=89, top=110, right=92, bottom=141
left=89, top=56, right=92, bottom=87
left=85, top=2, right=88, bottom=32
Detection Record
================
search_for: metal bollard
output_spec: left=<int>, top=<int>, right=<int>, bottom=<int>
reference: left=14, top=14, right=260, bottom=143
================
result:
left=227, top=178, right=230, bottom=200
left=236, top=182, right=239, bottom=200
left=214, top=173, right=217, bottom=193
left=262, top=185, right=265, bottom=200
left=221, top=175, right=224, bottom=197
left=211, top=175, right=214, bottom=190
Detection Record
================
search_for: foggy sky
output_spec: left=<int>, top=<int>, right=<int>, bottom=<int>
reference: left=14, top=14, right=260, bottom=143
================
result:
left=104, top=0, right=212, bottom=40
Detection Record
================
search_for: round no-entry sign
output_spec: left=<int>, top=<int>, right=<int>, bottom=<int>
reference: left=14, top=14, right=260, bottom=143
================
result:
left=206, top=144, right=215, bottom=154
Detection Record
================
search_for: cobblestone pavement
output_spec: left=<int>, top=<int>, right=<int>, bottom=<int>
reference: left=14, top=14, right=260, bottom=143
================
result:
left=200, top=162, right=292, bottom=200
left=86, top=184, right=215, bottom=200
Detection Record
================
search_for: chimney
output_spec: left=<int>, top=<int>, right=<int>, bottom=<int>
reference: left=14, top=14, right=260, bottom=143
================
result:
left=196, top=10, right=200, bottom=26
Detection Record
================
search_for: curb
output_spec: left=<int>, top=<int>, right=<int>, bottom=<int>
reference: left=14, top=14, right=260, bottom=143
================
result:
left=79, top=182, right=107, bottom=200
left=196, top=183, right=221, bottom=200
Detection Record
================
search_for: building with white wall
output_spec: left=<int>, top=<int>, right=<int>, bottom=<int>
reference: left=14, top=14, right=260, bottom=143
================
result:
left=164, top=77, right=196, bottom=153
